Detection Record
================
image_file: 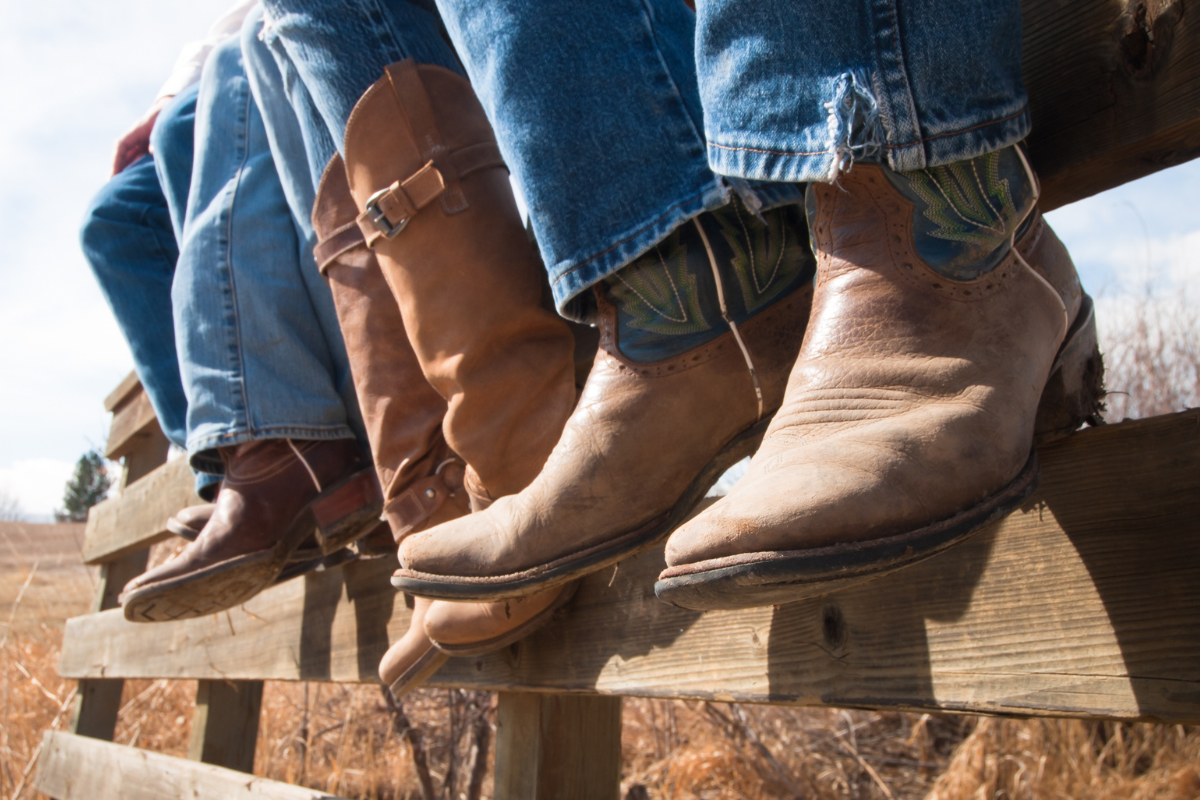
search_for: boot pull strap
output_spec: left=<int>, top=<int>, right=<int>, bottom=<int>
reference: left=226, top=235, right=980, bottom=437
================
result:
left=383, top=458, right=466, bottom=539
left=355, top=144, right=506, bottom=247
left=315, top=221, right=366, bottom=274
left=386, top=59, right=468, bottom=214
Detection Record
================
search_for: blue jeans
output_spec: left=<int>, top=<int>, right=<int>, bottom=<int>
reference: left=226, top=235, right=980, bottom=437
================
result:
left=260, top=0, right=1026, bottom=312
left=81, top=151, right=190, bottom=452
left=164, top=33, right=361, bottom=474
left=81, top=90, right=222, bottom=499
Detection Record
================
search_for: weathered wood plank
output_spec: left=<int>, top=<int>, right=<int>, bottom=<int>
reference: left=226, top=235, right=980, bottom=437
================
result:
left=1024, top=0, right=1200, bottom=209
left=105, top=384, right=163, bottom=462
left=189, top=680, right=263, bottom=773
left=33, top=731, right=345, bottom=800
left=82, top=456, right=201, bottom=565
left=494, top=693, right=622, bottom=800
left=103, top=370, right=143, bottom=413
left=71, top=433, right=165, bottom=739
left=59, top=411, right=1200, bottom=723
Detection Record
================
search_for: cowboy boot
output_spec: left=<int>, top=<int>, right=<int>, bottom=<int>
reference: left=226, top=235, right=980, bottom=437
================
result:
left=341, top=59, right=577, bottom=506
left=394, top=182, right=816, bottom=602
left=166, top=503, right=214, bottom=540
left=313, top=154, right=576, bottom=695
left=121, top=437, right=380, bottom=621
left=656, top=145, right=1105, bottom=609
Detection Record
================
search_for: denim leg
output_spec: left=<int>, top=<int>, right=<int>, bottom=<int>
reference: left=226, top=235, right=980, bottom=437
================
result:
left=173, top=35, right=355, bottom=474
left=430, top=0, right=803, bottom=313
left=258, top=0, right=462, bottom=155
left=241, top=9, right=367, bottom=444
left=150, top=86, right=200, bottom=243
left=697, top=0, right=1028, bottom=181
left=80, top=153, right=189, bottom=451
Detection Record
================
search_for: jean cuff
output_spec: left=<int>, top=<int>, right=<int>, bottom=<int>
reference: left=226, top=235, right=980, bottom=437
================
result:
left=887, top=106, right=1032, bottom=173
left=708, top=105, right=1031, bottom=182
left=549, top=179, right=738, bottom=317
left=187, top=425, right=357, bottom=474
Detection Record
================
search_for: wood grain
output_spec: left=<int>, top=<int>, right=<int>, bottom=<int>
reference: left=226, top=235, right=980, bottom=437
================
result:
left=1023, top=0, right=1200, bottom=209
left=189, top=680, right=263, bottom=773
left=104, top=384, right=162, bottom=462
left=103, top=371, right=142, bottom=413
left=34, top=731, right=346, bottom=800
left=494, top=693, right=622, bottom=800
left=59, top=411, right=1200, bottom=723
left=71, top=428, right=164, bottom=739
left=82, top=456, right=201, bottom=565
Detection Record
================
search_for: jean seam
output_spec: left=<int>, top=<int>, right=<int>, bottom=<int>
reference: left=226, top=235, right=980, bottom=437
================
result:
left=871, top=0, right=921, bottom=163
left=362, top=0, right=407, bottom=68
left=223, top=77, right=255, bottom=438
left=637, top=0, right=707, bottom=154
left=552, top=184, right=717, bottom=285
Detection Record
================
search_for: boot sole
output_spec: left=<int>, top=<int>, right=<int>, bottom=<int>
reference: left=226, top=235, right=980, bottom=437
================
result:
left=654, top=294, right=1105, bottom=610
left=122, top=467, right=382, bottom=623
left=391, top=415, right=774, bottom=602
left=429, top=581, right=579, bottom=657
left=388, top=645, right=450, bottom=699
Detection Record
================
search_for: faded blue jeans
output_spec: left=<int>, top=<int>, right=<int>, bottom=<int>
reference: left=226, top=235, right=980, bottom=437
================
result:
left=259, top=0, right=1027, bottom=312
left=161, top=33, right=362, bottom=474
left=81, top=87, right=222, bottom=499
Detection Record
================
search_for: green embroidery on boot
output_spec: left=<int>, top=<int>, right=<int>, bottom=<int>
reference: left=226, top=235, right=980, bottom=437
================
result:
left=606, top=227, right=715, bottom=339
left=712, top=201, right=813, bottom=316
left=604, top=199, right=813, bottom=364
left=885, top=145, right=1037, bottom=280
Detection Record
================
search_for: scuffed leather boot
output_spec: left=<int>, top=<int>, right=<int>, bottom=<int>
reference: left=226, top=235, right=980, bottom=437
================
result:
left=342, top=59, right=577, bottom=504
left=121, top=438, right=380, bottom=622
left=656, top=146, right=1105, bottom=609
left=314, top=154, right=575, bottom=696
left=166, top=503, right=214, bottom=540
left=395, top=193, right=816, bottom=602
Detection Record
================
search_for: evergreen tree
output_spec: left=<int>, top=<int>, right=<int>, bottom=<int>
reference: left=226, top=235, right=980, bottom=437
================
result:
left=58, top=450, right=112, bottom=522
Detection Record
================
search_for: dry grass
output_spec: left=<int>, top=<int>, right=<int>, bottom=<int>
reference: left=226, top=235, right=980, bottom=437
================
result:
left=1097, top=290, right=1200, bottom=421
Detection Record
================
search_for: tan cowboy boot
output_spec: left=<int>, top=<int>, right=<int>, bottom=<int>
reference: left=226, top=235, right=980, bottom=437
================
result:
left=656, top=146, right=1105, bottom=609
left=121, top=437, right=380, bottom=622
left=341, top=59, right=577, bottom=505
left=393, top=178, right=816, bottom=601
left=313, top=155, right=575, bottom=696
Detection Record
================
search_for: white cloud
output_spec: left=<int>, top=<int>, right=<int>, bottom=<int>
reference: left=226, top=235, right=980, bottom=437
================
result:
left=0, top=458, right=77, bottom=521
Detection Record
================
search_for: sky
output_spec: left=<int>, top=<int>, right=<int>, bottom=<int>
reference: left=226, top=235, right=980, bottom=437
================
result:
left=0, top=2, right=1197, bottom=520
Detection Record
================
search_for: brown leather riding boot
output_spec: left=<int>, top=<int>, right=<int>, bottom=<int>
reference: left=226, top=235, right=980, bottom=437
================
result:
left=341, top=59, right=577, bottom=505
left=394, top=191, right=816, bottom=602
left=314, top=153, right=575, bottom=695
left=121, top=438, right=379, bottom=621
left=657, top=147, right=1105, bottom=609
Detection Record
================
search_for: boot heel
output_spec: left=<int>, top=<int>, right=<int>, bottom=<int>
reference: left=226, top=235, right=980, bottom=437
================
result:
left=1034, top=293, right=1106, bottom=446
left=311, top=467, right=385, bottom=555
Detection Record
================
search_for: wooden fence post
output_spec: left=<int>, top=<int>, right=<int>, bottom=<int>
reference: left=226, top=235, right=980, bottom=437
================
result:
left=70, top=421, right=169, bottom=740
left=189, top=680, right=264, bottom=773
left=493, top=692, right=622, bottom=800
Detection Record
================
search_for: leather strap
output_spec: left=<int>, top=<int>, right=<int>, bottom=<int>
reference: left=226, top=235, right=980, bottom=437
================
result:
left=387, top=59, right=468, bottom=213
left=314, top=221, right=365, bottom=274
left=355, top=143, right=505, bottom=248
left=383, top=472, right=451, bottom=539
left=356, top=160, right=447, bottom=246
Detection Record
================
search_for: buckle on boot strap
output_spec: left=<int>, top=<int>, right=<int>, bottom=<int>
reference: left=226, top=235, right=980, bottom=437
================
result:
left=358, top=160, right=446, bottom=243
